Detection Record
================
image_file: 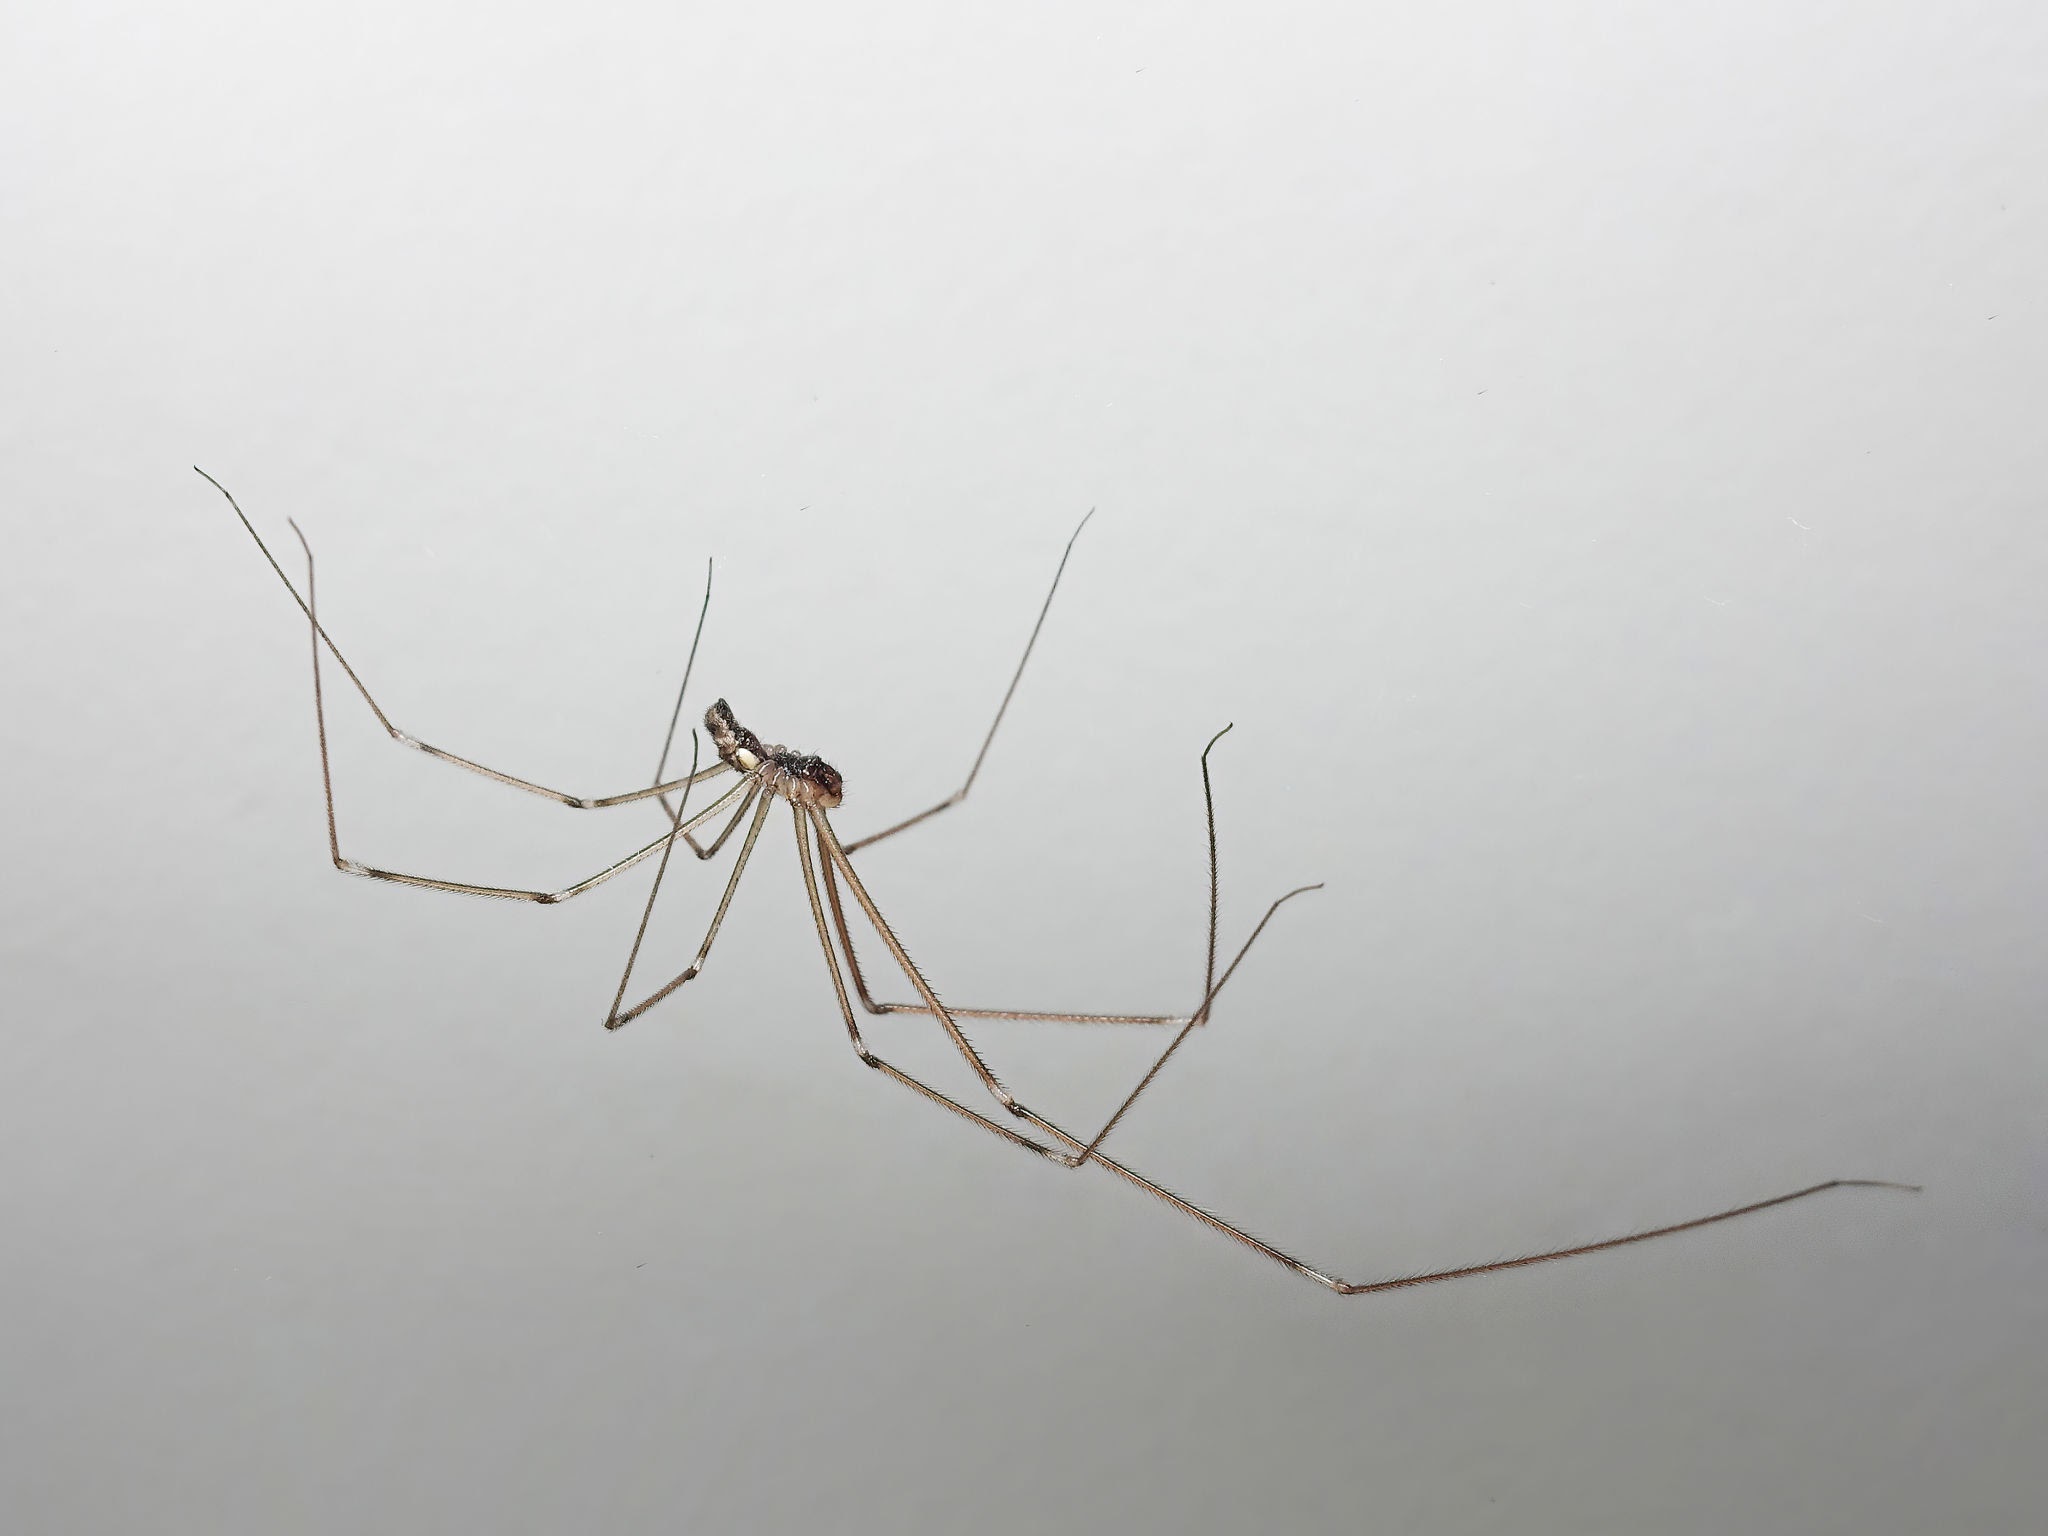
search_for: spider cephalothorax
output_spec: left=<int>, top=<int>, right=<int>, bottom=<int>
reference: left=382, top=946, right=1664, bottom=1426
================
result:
left=704, top=698, right=843, bottom=808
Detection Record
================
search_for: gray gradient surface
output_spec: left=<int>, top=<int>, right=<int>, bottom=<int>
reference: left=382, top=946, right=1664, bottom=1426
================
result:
left=4, top=2, right=2043, bottom=1531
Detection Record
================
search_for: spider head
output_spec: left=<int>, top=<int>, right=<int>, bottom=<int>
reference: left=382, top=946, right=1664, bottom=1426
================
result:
left=705, top=698, right=764, bottom=772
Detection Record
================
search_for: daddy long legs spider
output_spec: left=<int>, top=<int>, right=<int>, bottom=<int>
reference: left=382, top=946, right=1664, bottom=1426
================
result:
left=199, top=467, right=1915, bottom=1293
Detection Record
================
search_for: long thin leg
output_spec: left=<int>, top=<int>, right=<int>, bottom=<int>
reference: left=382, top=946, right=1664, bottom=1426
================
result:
left=332, top=784, right=741, bottom=902
left=831, top=717, right=1306, bottom=1137
left=293, top=515, right=746, bottom=901
left=1072, top=883, right=1320, bottom=1164
left=606, top=786, right=777, bottom=1030
left=649, top=556, right=714, bottom=824
left=843, top=509, right=1094, bottom=855
left=822, top=723, right=1238, bottom=1029
left=816, top=849, right=1185, bottom=1026
left=201, top=467, right=727, bottom=811
left=1087, top=1156, right=1917, bottom=1295
left=1074, top=724, right=1315, bottom=1163
left=637, top=779, right=761, bottom=869
left=1197, top=725, right=1225, bottom=1004
left=823, top=783, right=1304, bottom=1150
left=604, top=729, right=704, bottom=1026
left=792, top=804, right=1069, bottom=1162
left=816, top=725, right=1239, bottom=1031
left=687, top=783, right=762, bottom=860
left=809, top=807, right=1018, bottom=1106
left=894, top=989, right=1917, bottom=1292
left=812, top=799, right=1920, bottom=1293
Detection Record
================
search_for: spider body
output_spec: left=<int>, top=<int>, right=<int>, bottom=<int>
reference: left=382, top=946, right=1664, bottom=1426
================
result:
left=705, top=698, right=843, bottom=808
left=197, top=466, right=1913, bottom=1294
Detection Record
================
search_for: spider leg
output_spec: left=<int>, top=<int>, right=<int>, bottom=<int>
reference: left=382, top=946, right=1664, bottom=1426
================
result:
left=843, top=510, right=1093, bottom=855
left=606, top=786, right=775, bottom=1030
left=203, top=466, right=724, bottom=811
left=792, top=802, right=1068, bottom=1163
left=809, top=765, right=1920, bottom=1294
left=289, top=513, right=740, bottom=902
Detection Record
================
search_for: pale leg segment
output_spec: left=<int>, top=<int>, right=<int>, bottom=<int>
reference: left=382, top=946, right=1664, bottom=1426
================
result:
left=606, top=786, right=777, bottom=1030
left=203, top=466, right=722, bottom=811
left=292, top=514, right=740, bottom=902
left=826, top=725, right=1243, bottom=1039
left=792, top=805, right=1070, bottom=1162
left=647, top=555, right=715, bottom=826
left=842, top=510, right=1094, bottom=856
left=817, top=853, right=1186, bottom=1027
left=808, top=809, right=1018, bottom=1107
left=806, top=800, right=1919, bottom=1294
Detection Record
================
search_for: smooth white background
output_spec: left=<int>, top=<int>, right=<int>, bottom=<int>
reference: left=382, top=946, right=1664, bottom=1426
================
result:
left=4, top=3, right=2042, bottom=1531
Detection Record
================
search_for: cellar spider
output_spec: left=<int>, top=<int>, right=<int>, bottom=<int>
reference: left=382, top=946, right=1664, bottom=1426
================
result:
left=198, top=468, right=1915, bottom=1294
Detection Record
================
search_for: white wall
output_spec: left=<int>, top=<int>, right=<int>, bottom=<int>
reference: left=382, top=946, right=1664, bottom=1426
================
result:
left=3, top=3, right=2041, bottom=1530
